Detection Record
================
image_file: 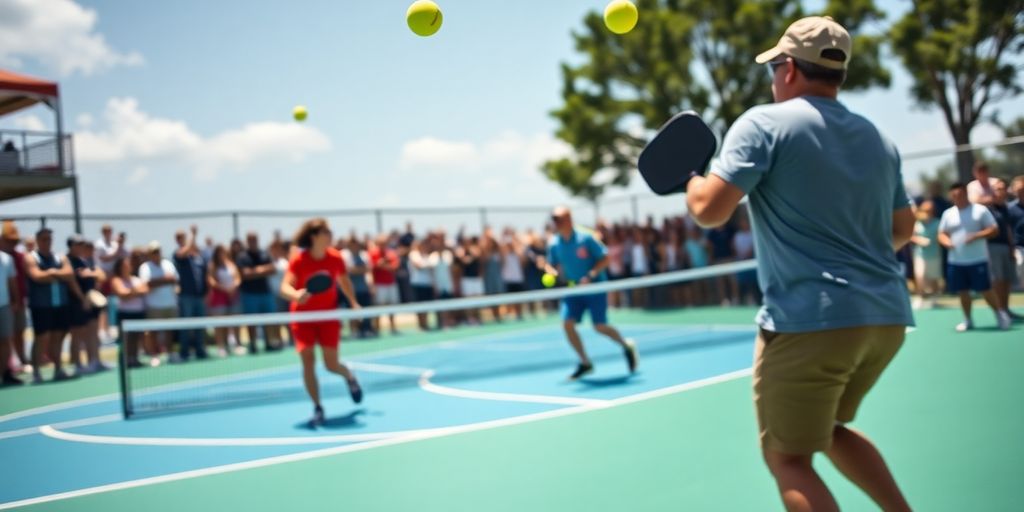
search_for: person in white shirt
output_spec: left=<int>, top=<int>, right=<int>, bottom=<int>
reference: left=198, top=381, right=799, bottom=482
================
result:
left=938, top=182, right=1010, bottom=331
left=408, top=241, right=435, bottom=331
left=500, top=231, right=525, bottom=320
left=139, top=241, right=180, bottom=364
left=0, top=250, right=21, bottom=386
left=429, top=232, right=456, bottom=328
left=94, top=225, right=126, bottom=339
left=966, top=161, right=999, bottom=206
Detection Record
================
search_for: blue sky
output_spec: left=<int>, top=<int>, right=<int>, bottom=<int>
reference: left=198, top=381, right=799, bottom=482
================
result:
left=1, top=0, right=1021, bottom=246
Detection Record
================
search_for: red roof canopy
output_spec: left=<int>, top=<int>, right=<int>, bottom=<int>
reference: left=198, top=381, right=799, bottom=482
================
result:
left=0, top=69, right=59, bottom=117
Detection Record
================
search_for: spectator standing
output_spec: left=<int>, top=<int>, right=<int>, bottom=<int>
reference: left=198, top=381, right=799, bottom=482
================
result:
left=938, top=183, right=1010, bottom=331
left=235, top=232, right=282, bottom=352
left=173, top=226, right=208, bottom=361
left=139, top=241, right=180, bottom=364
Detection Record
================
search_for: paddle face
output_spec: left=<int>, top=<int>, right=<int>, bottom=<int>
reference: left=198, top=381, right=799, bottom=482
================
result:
left=638, top=111, right=717, bottom=195
left=305, top=273, right=333, bottom=294
left=87, top=289, right=107, bottom=309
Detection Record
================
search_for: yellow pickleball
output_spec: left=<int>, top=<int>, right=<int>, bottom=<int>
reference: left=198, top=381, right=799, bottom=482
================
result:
left=407, top=0, right=443, bottom=37
left=542, top=273, right=556, bottom=288
left=604, top=0, right=638, bottom=34
left=293, top=105, right=307, bottom=122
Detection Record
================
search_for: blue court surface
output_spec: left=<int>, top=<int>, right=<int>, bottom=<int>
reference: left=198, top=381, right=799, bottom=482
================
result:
left=0, top=322, right=756, bottom=508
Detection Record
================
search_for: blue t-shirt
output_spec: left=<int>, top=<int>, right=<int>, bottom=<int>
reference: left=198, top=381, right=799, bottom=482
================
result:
left=710, top=96, right=914, bottom=332
left=547, top=229, right=608, bottom=282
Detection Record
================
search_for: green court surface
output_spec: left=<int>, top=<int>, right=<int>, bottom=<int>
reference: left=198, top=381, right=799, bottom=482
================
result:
left=3, top=305, right=1021, bottom=511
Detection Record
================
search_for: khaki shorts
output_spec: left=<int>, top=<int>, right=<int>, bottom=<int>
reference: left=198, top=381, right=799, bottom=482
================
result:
left=146, top=307, right=178, bottom=320
left=753, top=324, right=905, bottom=455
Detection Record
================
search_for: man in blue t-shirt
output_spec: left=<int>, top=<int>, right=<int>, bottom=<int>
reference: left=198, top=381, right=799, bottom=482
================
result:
left=545, top=206, right=637, bottom=380
left=682, top=16, right=915, bottom=511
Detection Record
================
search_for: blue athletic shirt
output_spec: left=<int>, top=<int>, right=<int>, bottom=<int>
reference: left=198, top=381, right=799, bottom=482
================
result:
left=547, top=228, right=608, bottom=283
left=710, top=96, right=915, bottom=332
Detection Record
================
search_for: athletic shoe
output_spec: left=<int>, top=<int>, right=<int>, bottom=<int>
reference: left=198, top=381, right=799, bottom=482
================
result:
left=89, top=361, right=113, bottom=373
left=955, top=320, right=974, bottom=332
left=1, top=371, right=23, bottom=386
left=997, top=311, right=1012, bottom=331
left=310, top=405, right=325, bottom=427
left=347, top=377, right=363, bottom=404
left=568, top=362, right=594, bottom=381
left=53, top=369, right=74, bottom=381
left=623, top=338, right=638, bottom=374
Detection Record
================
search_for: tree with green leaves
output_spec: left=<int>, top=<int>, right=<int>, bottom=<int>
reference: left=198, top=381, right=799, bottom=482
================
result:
left=987, top=117, right=1024, bottom=178
left=543, top=0, right=890, bottom=201
left=890, top=0, right=1024, bottom=182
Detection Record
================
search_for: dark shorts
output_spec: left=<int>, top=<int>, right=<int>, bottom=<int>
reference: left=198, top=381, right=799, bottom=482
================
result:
left=413, top=285, right=435, bottom=302
left=69, top=298, right=91, bottom=328
left=561, top=293, right=608, bottom=325
left=119, top=310, right=146, bottom=322
left=947, top=262, right=990, bottom=293
left=31, top=306, right=71, bottom=334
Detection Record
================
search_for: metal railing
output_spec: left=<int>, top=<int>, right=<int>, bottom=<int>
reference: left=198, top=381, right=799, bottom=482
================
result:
left=0, top=193, right=685, bottom=245
left=0, top=129, right=74, bottom=175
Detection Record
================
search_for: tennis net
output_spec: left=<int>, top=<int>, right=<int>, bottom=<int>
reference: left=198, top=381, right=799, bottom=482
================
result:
left=117, top=259, right=759, bottom=418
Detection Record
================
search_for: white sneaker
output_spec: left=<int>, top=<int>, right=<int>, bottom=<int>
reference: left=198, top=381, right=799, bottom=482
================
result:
left=149, top=357, right=162, bottom=368
left=90, top=361, right=112, bottom=373
left=912, top=297, right=924, bottom=309
left=997, top=312, right=1011, bottom=331
left=955, top=320, right=974, bottom=332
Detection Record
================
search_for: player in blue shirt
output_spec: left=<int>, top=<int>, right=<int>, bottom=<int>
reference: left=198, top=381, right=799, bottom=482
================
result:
left=546, top=206, right=637, bottom=380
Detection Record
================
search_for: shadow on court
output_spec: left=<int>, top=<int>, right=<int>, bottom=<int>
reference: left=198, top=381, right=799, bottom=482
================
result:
left=294, top=408, right=367, bottom=431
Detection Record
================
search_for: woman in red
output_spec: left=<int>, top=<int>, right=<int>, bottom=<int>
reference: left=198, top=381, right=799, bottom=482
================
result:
left=280, top=218, right=363, bottom=425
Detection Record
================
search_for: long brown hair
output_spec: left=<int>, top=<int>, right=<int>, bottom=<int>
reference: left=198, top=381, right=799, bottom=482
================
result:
left=294, top=217, right=330, bottom=249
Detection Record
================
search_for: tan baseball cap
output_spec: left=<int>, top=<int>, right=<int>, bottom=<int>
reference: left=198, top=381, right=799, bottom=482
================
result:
left=755, top=16, right=852, bottom=70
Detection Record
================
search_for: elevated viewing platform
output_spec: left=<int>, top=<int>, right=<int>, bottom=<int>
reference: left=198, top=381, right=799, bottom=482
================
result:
left=0, top=128, right=75, bottom=201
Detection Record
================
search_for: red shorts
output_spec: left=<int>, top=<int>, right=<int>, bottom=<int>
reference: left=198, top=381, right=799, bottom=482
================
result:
left=292, top=321, right=341, bottom=352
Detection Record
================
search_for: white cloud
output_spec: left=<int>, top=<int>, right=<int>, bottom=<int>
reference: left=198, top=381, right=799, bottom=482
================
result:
left=126, top=166, right=149, bottom=185
left=75, top=113, right=93, bottom=128
left=74, top=97, right=332, bottom=180
left=0, top=0, right=143, bottom=76
left=398, top=131, right=572, bottom=176
left=398, top=137, right=478, bottom=171
left=376, top=193, right=402, bottom=207
left=13, top=114, right=45, bottom=131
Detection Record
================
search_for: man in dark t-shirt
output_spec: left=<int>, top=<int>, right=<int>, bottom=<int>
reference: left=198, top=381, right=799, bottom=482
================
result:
left=235, top=232, right=281, bottom=353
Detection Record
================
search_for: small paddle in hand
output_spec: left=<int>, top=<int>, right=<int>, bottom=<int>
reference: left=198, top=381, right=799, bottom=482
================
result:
left=305, top=273, right=334, bottom=295
left=637, top=111, right=718, bottom=195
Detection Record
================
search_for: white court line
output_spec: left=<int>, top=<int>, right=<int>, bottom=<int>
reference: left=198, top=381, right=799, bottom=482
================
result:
left=417, top=370, right=608, bottom=407
left=39, top=426, right=408, bottom=446
left=0, top=414, right=122, bottom=442
left=0, top=368, right=752, bottom=510
left=438, top=341, right=551, bottom=352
